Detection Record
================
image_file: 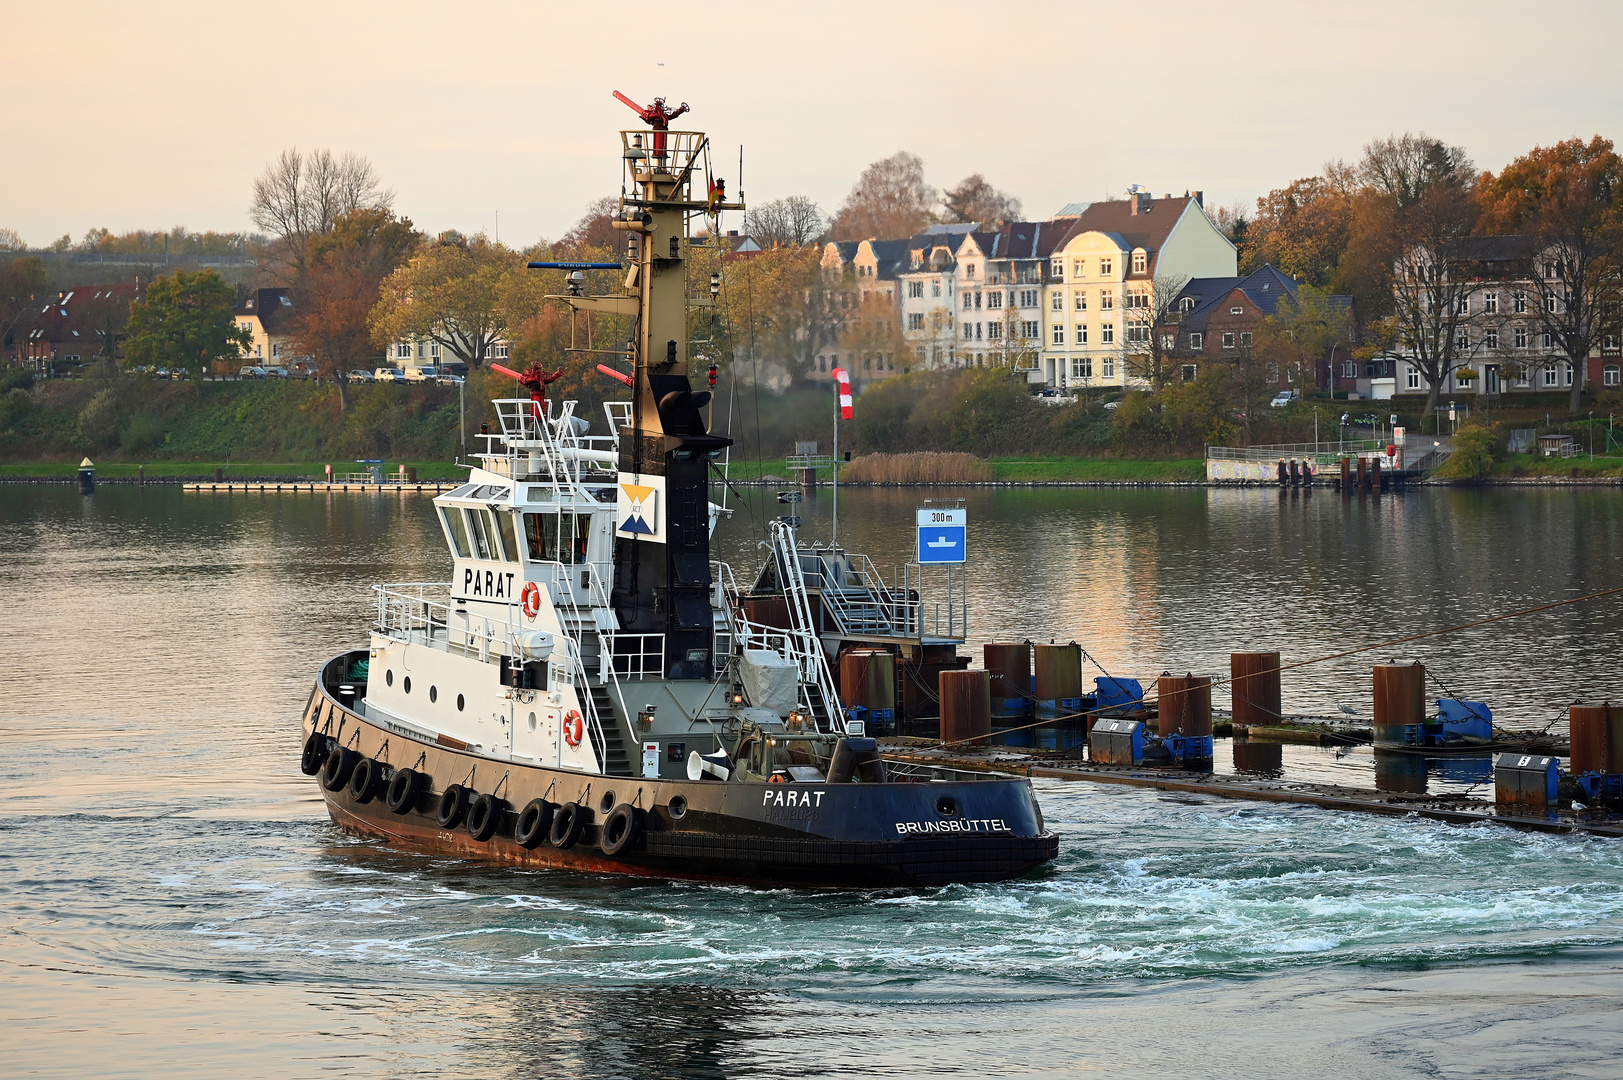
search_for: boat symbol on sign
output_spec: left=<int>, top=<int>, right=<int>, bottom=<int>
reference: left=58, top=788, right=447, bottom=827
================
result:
left=916, top=524, right=966, bottom=564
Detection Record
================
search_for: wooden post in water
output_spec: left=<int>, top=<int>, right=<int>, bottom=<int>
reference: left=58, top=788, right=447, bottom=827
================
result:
left=1231, top=652, right=1282, bottom=730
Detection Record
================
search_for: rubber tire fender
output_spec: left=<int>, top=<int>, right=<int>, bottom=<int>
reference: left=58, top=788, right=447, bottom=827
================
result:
left=548, top=801, right=587, bottom=849
left=436, top=785, right=469, bottom=829
left=385, top=768, right=419, bottom=815
left=301, top=732, right=328, bottom=776
left=348, top=758, right=382, bottom=803
left=599, top=803, right=646, bottom=857
left=514, top=799, right=555, bottom=849
left=467, top=793, right=506, bottom=842
left=322, top=746, right=360, bottom=792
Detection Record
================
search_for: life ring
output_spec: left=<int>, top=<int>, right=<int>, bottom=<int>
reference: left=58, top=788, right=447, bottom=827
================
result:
left=521, top=581, right=541, bottom=620
left=562, top=710, right=584, bottom=747
left=767, top=772, right=787, bottom=783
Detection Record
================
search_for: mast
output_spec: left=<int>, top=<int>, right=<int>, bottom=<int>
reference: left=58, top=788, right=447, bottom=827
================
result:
left=547, top=95, right=742, bottom=680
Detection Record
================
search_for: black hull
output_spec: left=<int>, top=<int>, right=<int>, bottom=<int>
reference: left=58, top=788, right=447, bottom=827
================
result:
left=305, top=653, right=1058, bottom=887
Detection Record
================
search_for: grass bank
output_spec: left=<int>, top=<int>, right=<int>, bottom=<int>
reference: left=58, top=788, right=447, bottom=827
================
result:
left=717, top=455, right=1205, bottom=484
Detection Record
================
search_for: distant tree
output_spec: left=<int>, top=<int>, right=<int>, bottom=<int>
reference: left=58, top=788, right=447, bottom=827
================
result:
left=744, top=196, right=827, bottom=246
left=0, top=227, right=26, bottom=251
left=1350, top=133, right=1481, bottom=430
left=1256, top=284, right=1353, bottom=392
left=124, top=269, right=251, bottom=382
left=1477, top=136, right=1623, bottom=415
left=80, top=288, right=136, bottom=361
left=1244, top=170, right=1356, bottom=285
left=556, top=196, right=625, bottom=254
left=292, top=207, right=422, bottom=407
left=370, top=234, right=524, bottom=372
left=1124, top=273, right=1191, bottom=390
left=1209, top=202, right=1249, bottom=248
left=250, top=148, right=393, bottom=280
left=48, top=234, right=72, bottom=253
left=830, top=152, right=937, bottom=241
left=940, top=174, right=1022, bottom=225
left=0, top=256, right=47, bottom=346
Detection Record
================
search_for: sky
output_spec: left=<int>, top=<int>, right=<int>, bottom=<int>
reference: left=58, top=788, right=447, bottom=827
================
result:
left=3, top=0, right=1620, bottom=248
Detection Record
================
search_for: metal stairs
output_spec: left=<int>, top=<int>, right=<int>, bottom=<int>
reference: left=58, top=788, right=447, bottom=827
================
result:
left=588, top=682, right=633, bottom=776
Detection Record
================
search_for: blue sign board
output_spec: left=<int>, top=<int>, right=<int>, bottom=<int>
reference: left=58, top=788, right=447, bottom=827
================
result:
left=917, top=524, right=966, bottom=564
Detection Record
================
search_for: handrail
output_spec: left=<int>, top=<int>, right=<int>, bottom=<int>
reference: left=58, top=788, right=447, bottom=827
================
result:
left=769, top=520, right=845, bottom=732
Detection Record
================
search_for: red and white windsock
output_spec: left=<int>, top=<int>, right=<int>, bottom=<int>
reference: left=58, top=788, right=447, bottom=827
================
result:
left=832, top=367, right=852, bottom=419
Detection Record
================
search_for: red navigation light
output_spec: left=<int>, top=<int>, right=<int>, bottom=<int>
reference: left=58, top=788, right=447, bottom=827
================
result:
left=707, top=364, right=718, bottom=387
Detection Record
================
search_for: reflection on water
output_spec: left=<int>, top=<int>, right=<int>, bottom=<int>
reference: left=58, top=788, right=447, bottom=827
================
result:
left=5, top=485, right=1623, bottom=1078
left=1231, top=739, right=1284, bottom=777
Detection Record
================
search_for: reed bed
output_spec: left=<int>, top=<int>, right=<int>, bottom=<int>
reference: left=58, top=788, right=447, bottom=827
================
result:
left=840, top=452, right=993, bottom=483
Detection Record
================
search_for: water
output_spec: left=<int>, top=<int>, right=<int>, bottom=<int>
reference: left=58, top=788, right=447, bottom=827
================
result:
left=5, top=484, right=1623, bottom=1078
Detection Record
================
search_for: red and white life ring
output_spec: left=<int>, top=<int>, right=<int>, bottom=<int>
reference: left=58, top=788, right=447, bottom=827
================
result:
left=562, top=709, right=584, bottom=748
left=521, top=581, right=541, bottom=620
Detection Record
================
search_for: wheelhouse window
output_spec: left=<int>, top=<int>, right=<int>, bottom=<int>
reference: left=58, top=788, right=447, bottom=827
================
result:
left=441, top=507, right=472, bottom=558
left=464, top=508, right=500, bottom=561
left=524, top=512, right=592, bottom=564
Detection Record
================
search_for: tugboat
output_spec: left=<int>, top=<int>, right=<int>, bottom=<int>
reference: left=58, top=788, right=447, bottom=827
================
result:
left=297, top=96, right=1058, bottom=886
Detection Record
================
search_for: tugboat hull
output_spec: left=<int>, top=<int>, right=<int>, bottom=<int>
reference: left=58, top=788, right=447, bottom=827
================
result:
left=305, top=656, right=1058, bottom=887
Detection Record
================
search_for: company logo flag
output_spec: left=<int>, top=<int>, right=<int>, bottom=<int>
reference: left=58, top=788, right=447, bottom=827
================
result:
left=618, top=481, right=658, bottom=536
left=832, top=367, right=852, bottom=419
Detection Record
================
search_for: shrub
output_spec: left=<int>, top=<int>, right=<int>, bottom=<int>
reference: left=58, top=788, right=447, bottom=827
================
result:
left=1433, top=422, right=1498, bottom=480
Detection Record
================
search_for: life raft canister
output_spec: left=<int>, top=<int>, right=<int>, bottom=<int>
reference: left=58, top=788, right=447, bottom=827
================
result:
left=562, top=709, right=584, bottom=747
left=521, top=581, right=541, bottom=620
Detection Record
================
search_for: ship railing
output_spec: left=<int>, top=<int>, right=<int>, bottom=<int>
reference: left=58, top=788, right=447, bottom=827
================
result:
left=374, top=582, right=452, bottom=644
left=733, top=617, right=842, bottom=735
left=712, top=559, right=743, bottom=658
left=811, top=549, right=921, bottom=638
left=768, top=520, right=846, bottom=732
left=552, top=631, right=613, bottom=775
left=478, top=397, right=620, bottom=488
left=620, top=129, right=710, bottom=203
left=602, top=633, right=666, bottom=679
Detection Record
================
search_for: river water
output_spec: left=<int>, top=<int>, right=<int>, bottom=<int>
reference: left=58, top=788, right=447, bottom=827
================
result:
left=4, top=483, right=1623, bottom=1079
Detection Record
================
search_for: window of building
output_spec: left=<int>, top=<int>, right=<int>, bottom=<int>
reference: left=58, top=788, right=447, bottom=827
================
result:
left=1267, top=364, right=1279, bottom=381
left=965, top=264, right=977, bottom=279
left=987, top=291, right=1002, bottom=309
left=1229, top=306, right=1243, bottom=316
left=1455, top=330, right=1469, bottom=349
left=1051, top=292, right=1063, bottom=312
left=974, top=292, right=983, bottom=310
left=1485, top=328, right=1499, bottom=349
left=1484, top=292, right=1498, bottom=314
left=430, top=343, right=441, bottom=359
left=1457, top=296, right=1470, bottom=315
left=1342, top=360, right=1356, bottom=377
left=1099, top=258, right=1113, bottom=276
left=1565, top=363, right=1574, bottom=386
left=1543, top=332, right=1554, bottom=349
left=1179, top=296, right=1195, bottom=313
left=976, top=322, right=983, bottom=340
left=1606, top=334, right=1619, bottom=351
left=1022, top=320, right=1039, bottom=339
left=417, top=341, right=427, bottom=358
left=908, top=281, right=923, bottom=299
left=1074, top=259, right=1085, bottom=278
left=395, top=343, right=411, bottom=359
left=1238, top=331, right=1252, bottom=347
left=1076, top=323, right=1088, bottom=345
left=271, top=343, right=282, bottom=358
left=1513, top=292, right=1527, bottom=313
left=963, top=324, right=974, bottom=341
left=1546, top=293, right=1559, bottom=313
left=1102, top=356, right=1115, bottom=378
left=1543, top=365, right=1558, bottom=386
left=1161, top=334, right=1176, bottom=351
left=1052, top=324, right=1065, bottom=345
left=1100, top=291, right=1114, bottom=311
left=1101, top=323, right=1115, bottom=344
left=1189, top=332, right=1203, bottom=349
left=987, top=322, right=1002, bottom=340
left=1020, top=289, right=1038, bottom=308
left=1075, top=292, right=1087, bottom=311
left=1407, top=369, right=1421, bottom=390
left=962, top=293, right=972, bottom=310
left=1132, top=252, right=1147, bottom=273
left=1072, top=357, right=1092, bottom=379
left=1050, top=259, right=1063, bottom=279
left=493, top=343, right=510, bottom=360
left=1515, top=327, right=1528, bottom=348
left=1606, top=365, right=1621, bottom=387
left=1126, top=321, right=1150, bottom=344
left=908, top=313, right=924, bottom=330
left=1181, top=364, right=1197, bottom=382
left=1545, top=261, right=1560, bottom=279
left=1222, top=332, right=1236, bottom=349
left=1125, top=289, right=1148, bottom=309
left=932, top=281, right=941, bottom=297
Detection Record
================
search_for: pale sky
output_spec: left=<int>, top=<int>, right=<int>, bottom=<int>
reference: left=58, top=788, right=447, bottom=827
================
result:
left=4, top=0, right=1620, bottom=248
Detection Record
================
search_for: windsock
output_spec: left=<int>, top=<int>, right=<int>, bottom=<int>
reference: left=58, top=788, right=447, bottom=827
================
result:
left=832, top=367, right=852, bottom=419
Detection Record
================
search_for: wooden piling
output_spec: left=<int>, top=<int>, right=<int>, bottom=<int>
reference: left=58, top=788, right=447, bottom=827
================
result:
left=1231, top=652, right=1282, bottom=729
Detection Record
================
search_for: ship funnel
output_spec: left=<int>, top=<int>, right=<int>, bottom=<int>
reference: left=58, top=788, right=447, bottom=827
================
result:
left=687, top=750, right=731, bottom=782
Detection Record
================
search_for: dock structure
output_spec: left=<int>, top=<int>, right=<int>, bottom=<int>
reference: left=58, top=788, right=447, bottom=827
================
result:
left=182, top=481, right=457, bottom=493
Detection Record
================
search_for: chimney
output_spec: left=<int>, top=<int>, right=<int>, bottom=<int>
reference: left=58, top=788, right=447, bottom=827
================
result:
left=1193, top=190, right=1204, bottom=207
left=727, top=230, right=739, bottom=236
left=1130, top=192, right=1141, bottom=215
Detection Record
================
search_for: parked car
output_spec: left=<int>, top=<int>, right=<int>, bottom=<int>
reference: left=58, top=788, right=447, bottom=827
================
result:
left=436, top=373, right=465, bottom=386
left=1270, top=390, right=1299, bottom=408
left=403, top=365, right=439, bottom=382
left=263, top=366, right=290, bottom=379
left=439, top=361, right=469, bottom=379
left=239, top=366, right=266, bottom=379
left=374, top=367, right=405, bottom=382
left=348, top=369, right=376, bottom=384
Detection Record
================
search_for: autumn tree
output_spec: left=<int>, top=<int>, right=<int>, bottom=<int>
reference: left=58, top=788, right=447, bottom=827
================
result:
left=124, top=269, right=250, bottom=382
left=0, top=256, right=47, bottom=347
left=940, top=174, right=1022, bottom=225
left=1243, top=169, right=1356, bottom=286
left=830, top=152, right=937, bottom=241
left=250, top=148, right=393, bottom=280
left=1477, top=136, right=1623, bottom=415
left=1123, top=273, right=1191, bottom=390
left=1258, top=285, right=1353, bottom=392
left=0, top=228, right=27, bottom=251
left=744, top=196, right=827, bottom=246
left=370, top=234, right=526, bottom=372
left=1350, top=134, right=1481, bottom=430
left=555, top=196, right=627, bottom=255
left=292, top=207, right=422, bottom=407
left=838, top=292, right=908, bottom=382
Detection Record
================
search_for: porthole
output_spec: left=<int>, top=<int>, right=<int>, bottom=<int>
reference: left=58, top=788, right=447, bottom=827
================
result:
left=403, top=676, right=412, bottom=695
left=528, top=711, right=537, bottom=731
left=599, top=791, right=616, bottom=814
left=457, top=693, right=465, bottom=712
left=936, top=796, right=960, bottom=817
left=385, top=669, right=394, bottom=687
left=429, top=685, right=438, bottom=703
left=668, top=795, right=688, bottom=819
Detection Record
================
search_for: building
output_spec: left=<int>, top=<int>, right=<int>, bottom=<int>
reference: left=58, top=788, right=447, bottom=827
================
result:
left=896, top=225, right=975, bottom=369
left=8, top=284, right=143, bottom=375
left=1163, top=265, right=1357, bottom=390
left=235, top=288, right=303, bottom=367
left=1042, top=189, right=1237, bottom=391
